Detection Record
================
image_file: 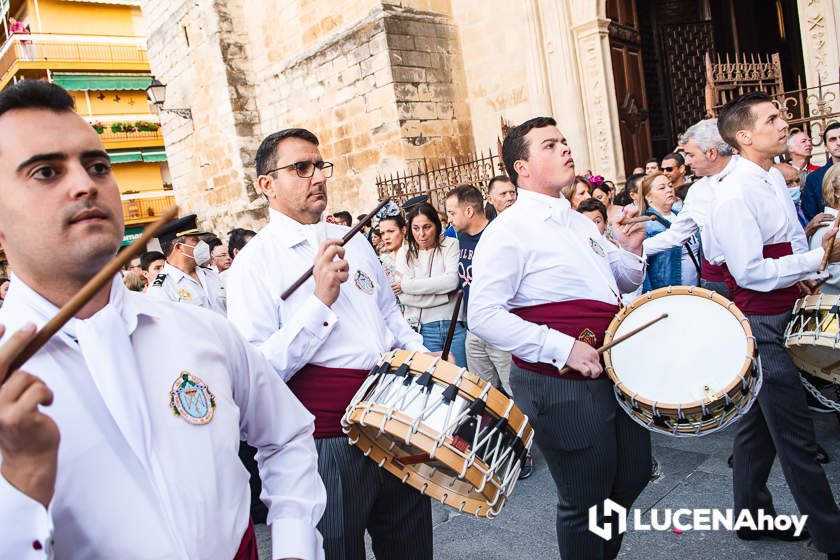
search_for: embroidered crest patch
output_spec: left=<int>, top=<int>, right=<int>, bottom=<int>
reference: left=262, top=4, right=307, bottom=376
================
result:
left=178, top=288, right=192, bottom=302
left=354, top=270, right=375, bottom=295
left=589, top=237, right=606, bottom=258
left=170, top=371, right=216, bottom=425
left=578, top=328, right=597, bottom=348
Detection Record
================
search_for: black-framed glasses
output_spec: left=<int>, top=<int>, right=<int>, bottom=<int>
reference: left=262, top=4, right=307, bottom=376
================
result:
left=265, top=160, right=334, bottom=179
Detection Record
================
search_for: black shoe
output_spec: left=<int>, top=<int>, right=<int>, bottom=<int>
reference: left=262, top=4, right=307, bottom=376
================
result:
left=736, top=527, right=810, bottom=542
left=518, top=454, right=533, bottom=480
left=650, top=456, right=662, bottom=481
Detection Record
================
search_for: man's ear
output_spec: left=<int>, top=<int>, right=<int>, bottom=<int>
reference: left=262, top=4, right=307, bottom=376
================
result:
left=256, top=174, right=274, bottom=198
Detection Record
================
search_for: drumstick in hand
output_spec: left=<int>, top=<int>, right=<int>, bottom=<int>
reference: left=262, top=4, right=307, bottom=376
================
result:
left=618, top=215, right=655, bottom=225
left=441, top=289, right=464, bottom=362
left=819, top=212, right=840, bottom=272
left=2, top=206, right=179, bottom=383
left=557, top=313, right=668, bottom=376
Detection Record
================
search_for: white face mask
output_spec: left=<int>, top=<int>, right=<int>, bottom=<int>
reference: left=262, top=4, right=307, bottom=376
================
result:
left=182, top=240, right=211, bottom=267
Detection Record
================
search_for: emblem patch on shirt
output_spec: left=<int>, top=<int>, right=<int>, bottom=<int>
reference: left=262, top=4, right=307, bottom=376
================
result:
left=178, top=288, right=192, bottom=301
left=354, top=270, right=375, bottom=295
left=169, top=371, right=216, bottom=425
left=578, top=328, right=597, bottom=348
left=589, top=237, right=606, bottom=258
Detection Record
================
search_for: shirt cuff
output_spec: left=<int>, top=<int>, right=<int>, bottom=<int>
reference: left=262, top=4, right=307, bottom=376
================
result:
left=0, top=473, right=53, bottom=559
left=807, top=247, right=827, bottom=273
left=298, top=295, right=338, bottom=340
left=537, top=328, right=576, bottom=370
left=270, top=517, right=323, bottom=560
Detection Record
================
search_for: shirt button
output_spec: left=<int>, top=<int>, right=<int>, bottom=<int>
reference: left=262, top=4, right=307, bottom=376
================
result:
left=551, top=359, right=557, bottom=363
left=323, top=321, right=329, bottom=327
left=32, top=540, right=42, bottom=550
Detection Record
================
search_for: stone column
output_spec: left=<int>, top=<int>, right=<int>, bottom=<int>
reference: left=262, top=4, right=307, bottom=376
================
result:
left=797, top=0, right=840, bottom=86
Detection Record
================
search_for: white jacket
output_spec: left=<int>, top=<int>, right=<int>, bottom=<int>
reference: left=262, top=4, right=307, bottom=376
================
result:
left=395, top=236, right=463, bottom=325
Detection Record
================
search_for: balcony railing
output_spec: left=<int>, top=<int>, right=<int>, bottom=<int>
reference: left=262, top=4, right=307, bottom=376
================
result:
left=0, top=33, right=148, bottom=87
left=99, top=127, right=164, bottom=146
left=122, top=193, right=176, bottom=225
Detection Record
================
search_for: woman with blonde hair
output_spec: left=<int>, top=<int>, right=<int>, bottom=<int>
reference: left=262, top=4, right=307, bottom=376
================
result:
left=808, top=165, right=840, bottom=293
left=560, top=175, right=592, bottom=209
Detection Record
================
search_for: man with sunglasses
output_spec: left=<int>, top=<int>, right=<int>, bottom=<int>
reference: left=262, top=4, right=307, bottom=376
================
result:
left=226, top=128, right=433, bottom=560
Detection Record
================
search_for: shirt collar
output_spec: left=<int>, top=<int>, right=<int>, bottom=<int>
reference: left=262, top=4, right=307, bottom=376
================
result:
left=515, top=188, right=571, bottom=222
left=268, top=207, right=328, bottom=249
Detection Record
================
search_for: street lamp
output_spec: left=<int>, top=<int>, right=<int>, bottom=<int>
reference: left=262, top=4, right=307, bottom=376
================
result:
left=145, top=76, right=192, bottom=120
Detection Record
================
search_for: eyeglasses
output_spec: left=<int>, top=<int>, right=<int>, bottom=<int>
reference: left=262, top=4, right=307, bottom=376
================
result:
left=264, top=160, right=334, bottom=179
left=662, top=166, right=675, bottom=172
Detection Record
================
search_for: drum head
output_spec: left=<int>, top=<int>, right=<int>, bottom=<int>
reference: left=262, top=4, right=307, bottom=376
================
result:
left=608, top=290, right=750, bottom=406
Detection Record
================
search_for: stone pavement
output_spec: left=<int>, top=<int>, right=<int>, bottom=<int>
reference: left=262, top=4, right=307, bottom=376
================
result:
left=257, top=412, right=840, bottom=559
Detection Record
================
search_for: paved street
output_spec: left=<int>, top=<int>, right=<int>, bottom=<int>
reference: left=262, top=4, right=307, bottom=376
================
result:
left=257, top=412, right=840, bottom=559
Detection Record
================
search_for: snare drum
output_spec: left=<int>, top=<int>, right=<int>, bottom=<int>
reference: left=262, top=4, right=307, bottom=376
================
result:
left=604, top=286, right=762, bottom=436
left=341, top=349, right=533, bottom=518
left=784, top=294, right=840, bottom=384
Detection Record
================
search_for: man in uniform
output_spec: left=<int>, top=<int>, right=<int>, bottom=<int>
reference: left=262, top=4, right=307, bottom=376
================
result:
left=147, top=214, right=226, bottom=315
left=0, top=80, right=325, bottom=559
left=226, top=128, right=434, bottom=560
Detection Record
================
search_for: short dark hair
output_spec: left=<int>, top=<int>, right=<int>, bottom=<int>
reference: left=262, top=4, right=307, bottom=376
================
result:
left=206, top=237, right=223, bottom=252
left=644, top=158, right=659, bottom=166
left=255, top=128, right=320, bottom=177
left=140, top=251, right=165, bottom=271
left=487, top=175, right=513, bottom=194
left=502, top=116, right=557, bottom=186
left=446, top=183, right=485, bottom=214
left=0, top=79, right=75, bottom=118
left=661, top=152, right=685, bottom=167
left=576, top=198, right=607, bottom=221
left=356, top=214, right=366, bottom=222
left=625, top=172, right=646, bottom=194
left=333, top=211, right=352, bottom=226
left=717, top=91, right=774, bottom=149
left=228, top=228, right=256, bottom=256
left=825, top=122, right=840, bottom=145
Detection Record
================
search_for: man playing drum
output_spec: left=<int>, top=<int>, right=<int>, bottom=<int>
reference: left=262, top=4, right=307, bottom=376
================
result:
left=469, top=117, right=651, bottom=559
left=225, top=128, right=435, bottom=560
left=709, top=92, right=840, bottom=558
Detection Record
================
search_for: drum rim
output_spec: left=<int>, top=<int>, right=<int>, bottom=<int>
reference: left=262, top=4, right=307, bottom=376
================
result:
left=604, top=285, right=756, bottom=413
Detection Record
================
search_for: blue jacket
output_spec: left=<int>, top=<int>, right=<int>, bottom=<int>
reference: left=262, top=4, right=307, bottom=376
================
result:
left=802, top=160, right=834, bottom=220
left=643, top=207, right=698, bottom=291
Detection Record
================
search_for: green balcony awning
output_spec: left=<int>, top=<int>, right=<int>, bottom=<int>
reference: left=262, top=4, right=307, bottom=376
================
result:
left=52, top=73, right=152, bottom=92
left=122, top=226, right=144, bottom=247
left=109, top=148, right=167, bottom=164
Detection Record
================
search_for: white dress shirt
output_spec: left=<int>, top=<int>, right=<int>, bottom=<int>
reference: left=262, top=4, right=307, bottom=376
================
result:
left=643, top=156, right=738, bottom=257
left=147, top=262, right=227, bottom=315
left=225, top=209, right=426, bottom=380
left=809, top=206, right=840, bottom=294
left=468, top=188, right=645, bottom=369
left=707, top=157, right=823, bottom=291
left=0, top=275, right=325, bottom=560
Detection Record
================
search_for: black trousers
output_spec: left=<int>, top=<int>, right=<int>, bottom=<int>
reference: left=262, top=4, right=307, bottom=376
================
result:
left=315, top=436, right=433, bottom=560
left=511, top=365, right=651, bottom=559
left=733, top=312, right=840, bottom=553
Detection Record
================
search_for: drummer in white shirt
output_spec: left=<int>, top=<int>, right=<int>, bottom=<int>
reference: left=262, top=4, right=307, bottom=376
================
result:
left=469, top=116, right=651, bottom=560
left=0, top=80, right=325, bottom=560
left=225, top=128, right=435, bottom=560
left=642, top=118, right=736, bottom=295
left=708, top=92, right=840, bottom=557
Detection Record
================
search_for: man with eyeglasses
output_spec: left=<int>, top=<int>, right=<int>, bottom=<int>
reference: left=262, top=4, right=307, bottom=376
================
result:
left=226, top=128, right=434, bottom=560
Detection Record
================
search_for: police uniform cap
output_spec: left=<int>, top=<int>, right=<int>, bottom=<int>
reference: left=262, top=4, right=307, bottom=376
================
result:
left=402, top=195, right=429, bottom=212
left=157, top=214, right=208, bottom=245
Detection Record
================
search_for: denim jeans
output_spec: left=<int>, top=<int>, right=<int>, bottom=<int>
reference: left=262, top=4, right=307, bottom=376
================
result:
left=420, top=320, right=467, bottom=367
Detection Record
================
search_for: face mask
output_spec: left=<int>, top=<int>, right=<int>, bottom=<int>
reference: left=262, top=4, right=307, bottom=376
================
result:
left=182, top=240, right=211, bottom=267
left=789, top=187, right=801, bottom=204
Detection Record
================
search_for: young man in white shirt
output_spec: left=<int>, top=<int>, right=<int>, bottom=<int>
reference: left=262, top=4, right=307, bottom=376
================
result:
left=710, top=92, right=840, bottom=558
left=469, top=116, right=650, bottom=559
left=0, top=80, right=325, bottom=560
left=225, top=128, right=435, bottom=560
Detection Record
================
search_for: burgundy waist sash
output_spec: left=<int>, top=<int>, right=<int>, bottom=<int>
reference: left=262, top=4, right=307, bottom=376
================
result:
left=722, top=242, right=800, bottom=316
left=701, top=257, right=726, bottom=283
left=233, top=519, right=257, bottom=560
left=510, top=299, right=619, bottom=381
left=286, top=364, right=368, bottom=439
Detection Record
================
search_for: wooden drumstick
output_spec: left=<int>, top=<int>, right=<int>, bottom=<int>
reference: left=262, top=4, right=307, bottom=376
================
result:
left=441, top=289, right=464, bottom=362
left=2, top=206, right=179, bottom=383
left=556, top=313, right=668, bottom=376
left=819, top=212, right=840, bottom=272
left=280, top=198, right=391, bottom=300
left=618, top=215, right=655, bottom=225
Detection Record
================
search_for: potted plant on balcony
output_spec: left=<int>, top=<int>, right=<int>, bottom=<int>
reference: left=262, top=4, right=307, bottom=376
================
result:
left=135, top=121, right=161, bottom=132
left=162, top=183, right=174, bottom=191
left=111, top=121, right=137, bottom=134
left=91, top=122, right=105, bottom=134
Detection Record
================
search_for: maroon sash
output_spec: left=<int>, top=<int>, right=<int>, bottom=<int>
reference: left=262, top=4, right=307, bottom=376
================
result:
left=510, top=299, right=619, bottom=381
left=701, top=257, right=726, bottom=283
left=722, top=242, right=800, bottom=315
left=233, top=519, right=257, bottom=560
left=286, top=364, right=368, bottom=439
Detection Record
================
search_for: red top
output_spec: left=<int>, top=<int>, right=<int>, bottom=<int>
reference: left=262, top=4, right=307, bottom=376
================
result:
left=722, top=242, right=800, bottom=315
left=286, top=364, right=368, bottom=439
left=510, top=299, right=619, bottom=381
left=701, top=257, right=727, bottom=283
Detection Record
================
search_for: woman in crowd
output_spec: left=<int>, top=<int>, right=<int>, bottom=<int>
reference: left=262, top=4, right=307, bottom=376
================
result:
left=394, top=203, right=466, bottom=366
left=639, top=172, right=701, bottom=290
left=809, top=165, right=840, bottom=294
left=561, top=175, right=592, bottom=209
left=378, top=213, right=407, bottom=303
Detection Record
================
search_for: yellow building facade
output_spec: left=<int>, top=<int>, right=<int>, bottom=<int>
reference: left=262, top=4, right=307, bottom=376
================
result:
left=0, top=0, right=174, bottom=256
